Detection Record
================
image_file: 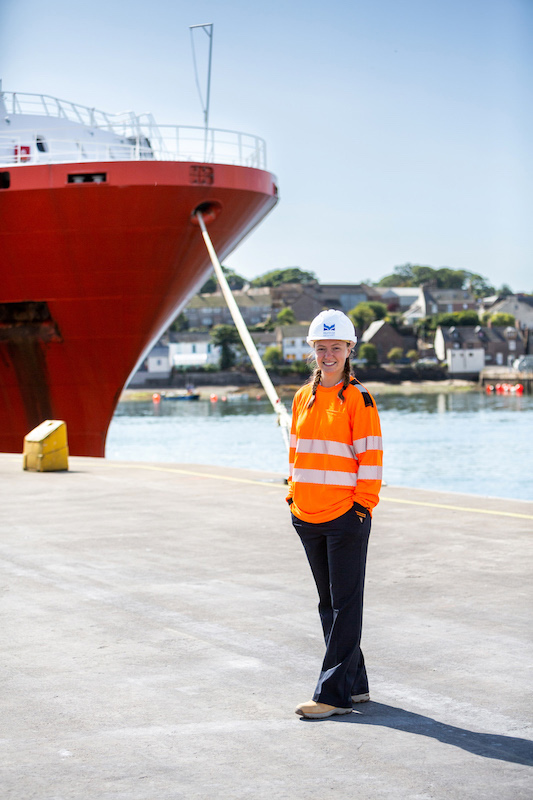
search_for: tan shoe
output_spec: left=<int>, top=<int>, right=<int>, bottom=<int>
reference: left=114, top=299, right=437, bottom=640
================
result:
left=351, top=692, right=370, bottom=704
left=295, top=700, right=352, bottom=719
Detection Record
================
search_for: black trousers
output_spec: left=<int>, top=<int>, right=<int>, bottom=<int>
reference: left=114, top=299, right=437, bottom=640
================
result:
left=292, top=505, right=371, bottom=708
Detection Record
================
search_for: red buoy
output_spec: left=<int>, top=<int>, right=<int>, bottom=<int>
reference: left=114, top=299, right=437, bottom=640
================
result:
left=152, top=392, right=161, bottom=403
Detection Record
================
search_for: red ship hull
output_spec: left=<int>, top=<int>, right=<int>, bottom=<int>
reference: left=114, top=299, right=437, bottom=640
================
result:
left=0, top=160, right=277, bottom=456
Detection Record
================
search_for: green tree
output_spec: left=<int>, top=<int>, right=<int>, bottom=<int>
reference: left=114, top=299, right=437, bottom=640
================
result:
left=348, top=302, right=377, bottom=333
left=385, top=312, right=403, bottom=329
left=376, top=263, right=435, bottom=287
left=406, top=349, right=419, bottom=362
left=490, top=313, right=516, bottom=326
left=201, top=266, right=246, bottom=293
left=276, top=307, right=296, bottom=325
left=456, top=310, right=480, bottom=325
left=376, top=263, right=494, bottom=292
left=414, top=265, right=442, bottom=285
left=387, top=347, right=404, bottom=363
left=498, top=284, right=513, bottom=297
left=170, top=311, right=189, bottom=332
left=376, top=264, right=416, bottom=287
left=434, top=267, right=467, bottom=289
left=436, top=310, right=479, bottom=327
left=263, top=345, right=283, bottom=368
left=251, top=267, right=317, bottom=287
left=467, top=273, right=496, bottom=297
left=210, top=324, right=240, bottom=370
left=358, top=343, right=379, bottom=366
left=366, top=301, right=388, bottom=320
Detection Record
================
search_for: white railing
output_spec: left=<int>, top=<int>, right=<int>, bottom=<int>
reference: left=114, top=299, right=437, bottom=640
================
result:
left=156, top=125, right=266, bottom=168
left=0, top=91, right=268, bottom=169
left=2, top=91, right=144, bottom=130
left=0, top=127, right=267, bottom=168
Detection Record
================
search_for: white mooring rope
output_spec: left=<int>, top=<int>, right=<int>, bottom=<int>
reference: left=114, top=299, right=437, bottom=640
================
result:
left=196, top=211, right=291, bottom=452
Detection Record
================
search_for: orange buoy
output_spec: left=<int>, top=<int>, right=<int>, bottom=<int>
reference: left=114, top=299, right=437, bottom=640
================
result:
left=221, top=396, right=227, bottom=402
left=210, top=393, right=218, bottom=403
left=485, top=384, right=493, bottom=393
left=152, top=392, right=161, bottom=403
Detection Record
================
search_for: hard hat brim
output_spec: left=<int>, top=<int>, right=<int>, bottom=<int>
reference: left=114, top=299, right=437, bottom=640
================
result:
left=307, top=336, right=358, bottom=346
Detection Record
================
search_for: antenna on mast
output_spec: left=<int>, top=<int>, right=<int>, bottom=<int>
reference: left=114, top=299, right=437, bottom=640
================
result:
left=189, top=23, right=213, bottom=132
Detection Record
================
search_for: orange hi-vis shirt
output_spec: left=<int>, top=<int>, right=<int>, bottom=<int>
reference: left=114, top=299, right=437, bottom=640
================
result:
left=286, top=379, right=383, bottom=524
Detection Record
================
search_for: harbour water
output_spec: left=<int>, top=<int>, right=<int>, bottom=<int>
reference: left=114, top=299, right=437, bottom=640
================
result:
left=106, top=391, right=533, bottom=502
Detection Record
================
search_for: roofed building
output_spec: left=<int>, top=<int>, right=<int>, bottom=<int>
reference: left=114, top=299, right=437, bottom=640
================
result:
left=403, top=286, right=477, bottom=324
left=276, top=324, right=310, bottom=361
left=484, top=295, right=533, bottom=330
left=434, top=325, right=526, bottom=375
left=360, top=320, right=416, bottom=362
left=183, top=287, right=274, bottom=328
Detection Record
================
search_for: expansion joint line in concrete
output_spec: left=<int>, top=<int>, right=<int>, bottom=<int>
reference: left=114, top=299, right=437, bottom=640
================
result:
left=107, top=462, right=280, bottom=487
left=379, top=496, right=533, bottom=520
left=106, top=462, right=533, bottom=520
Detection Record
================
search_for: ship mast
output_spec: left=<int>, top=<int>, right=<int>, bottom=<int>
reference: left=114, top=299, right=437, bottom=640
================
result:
left=189, top=22, right=213, bottom=158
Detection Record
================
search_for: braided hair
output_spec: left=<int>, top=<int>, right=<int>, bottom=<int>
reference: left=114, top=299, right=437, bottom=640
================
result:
left=306, top=367, right=322, bottom=409
left=337, top=357, right=353, bottom=404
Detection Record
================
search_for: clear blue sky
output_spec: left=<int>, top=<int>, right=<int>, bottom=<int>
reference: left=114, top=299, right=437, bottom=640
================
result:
left=1, top=0, right=531, bottom=291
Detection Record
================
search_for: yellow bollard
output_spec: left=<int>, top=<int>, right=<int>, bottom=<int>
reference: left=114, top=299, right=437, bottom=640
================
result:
left=23, top=420, right=69, bottom=472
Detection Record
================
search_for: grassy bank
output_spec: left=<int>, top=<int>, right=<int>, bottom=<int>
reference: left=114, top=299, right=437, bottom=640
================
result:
left=121, top=379, right=477, bottom=403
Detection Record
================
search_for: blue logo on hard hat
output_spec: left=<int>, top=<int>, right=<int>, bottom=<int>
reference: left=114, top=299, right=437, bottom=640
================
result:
left=324, top=324, right=335, bottom=331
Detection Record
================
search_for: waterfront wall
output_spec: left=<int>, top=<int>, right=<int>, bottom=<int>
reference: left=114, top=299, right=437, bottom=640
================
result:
left=137, top=364, right=451, bottom=389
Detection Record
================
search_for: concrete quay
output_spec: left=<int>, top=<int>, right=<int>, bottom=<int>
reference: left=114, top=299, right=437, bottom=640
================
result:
left=1, top=452, right=532, bottom=799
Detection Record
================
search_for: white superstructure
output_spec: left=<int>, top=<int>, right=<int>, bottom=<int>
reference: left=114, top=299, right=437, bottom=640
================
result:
left=0, top=87, right=267, bottom=169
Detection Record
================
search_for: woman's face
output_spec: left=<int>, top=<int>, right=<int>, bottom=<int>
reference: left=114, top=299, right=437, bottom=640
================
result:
left=314, top=339, right=352, bottom=381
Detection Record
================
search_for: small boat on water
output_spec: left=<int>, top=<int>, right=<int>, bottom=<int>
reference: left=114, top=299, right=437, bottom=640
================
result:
left=160, top=392, right=200, bottom=401
left=0, top=85, right=278, bottom=455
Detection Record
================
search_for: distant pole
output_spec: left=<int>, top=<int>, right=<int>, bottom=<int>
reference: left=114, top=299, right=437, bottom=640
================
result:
left=189, top=22, right=213, bottom=156
left=205, top=25, right=213, bottom=131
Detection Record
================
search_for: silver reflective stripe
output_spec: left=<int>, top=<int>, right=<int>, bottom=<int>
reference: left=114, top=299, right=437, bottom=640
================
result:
left=296, top=438, right=355, bottom=459
left=357, top=465, right=383, bottom=480
left=292, top=468, right=357, bottom=487
left=355, top=384, right=368, bottom=394
left=290, top=434, right=297, bottom=448
left=353, top=435, right=383, bottom=454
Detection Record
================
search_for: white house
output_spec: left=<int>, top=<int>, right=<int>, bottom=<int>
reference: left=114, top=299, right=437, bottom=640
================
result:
left=485, top=296, right=533, bottom=329
left=147, top=345, right=170, bottom=373
left=168, top=333, right=220, bottom=367
left=434, top=327, right=485, bottom=375
left=276, top=324, right=310, bottom=361
left=128, top=343, right=171, bottom=386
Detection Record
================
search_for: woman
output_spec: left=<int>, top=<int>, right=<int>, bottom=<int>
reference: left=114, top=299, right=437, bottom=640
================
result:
left=287, top=309, right=383, bottom=719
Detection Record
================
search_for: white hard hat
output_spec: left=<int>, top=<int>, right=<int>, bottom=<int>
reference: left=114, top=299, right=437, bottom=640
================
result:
left=307, top=309, right=357, bottom=345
